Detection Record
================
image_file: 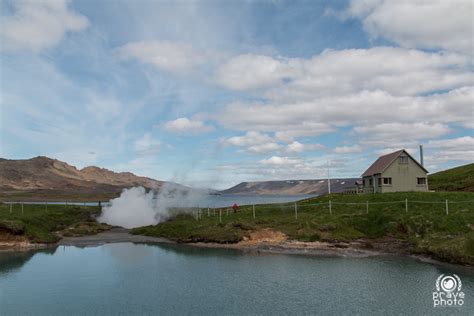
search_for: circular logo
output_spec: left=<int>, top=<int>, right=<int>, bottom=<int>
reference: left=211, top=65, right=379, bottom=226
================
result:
left=440, top=276, right=457, bottom=292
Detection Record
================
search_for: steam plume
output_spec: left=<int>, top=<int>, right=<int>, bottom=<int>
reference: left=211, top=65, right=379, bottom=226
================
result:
left=98, top=184, right=204, bottom=228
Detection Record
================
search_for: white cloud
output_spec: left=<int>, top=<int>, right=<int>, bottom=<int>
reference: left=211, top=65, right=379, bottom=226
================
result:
left=259, top=156, right=303, bottom=166
left=426, top=136, right=474, bottom=150
left=286, top=141, right=324, bottom=153
left=161, top=117, right=213, bottom=134
left=333, top=145, right=362, bottom=154
left=354, top=122, right=451, bottom=147
left=0, top=0, right=89, bottom=52
left=116, top=40, right=205, bottom=74
left=215, top=54, right=297, bottom=90
left=425, top=136, right=474, bottom=166
left=346, top=0, right=474, bottom=55
left=134, top=133, right=161, bottom=156
left=216, top=47, right=472, bottom=97
left=221, top=131, right=281, bottom=153
left=217, top=87, right=472, bottom=139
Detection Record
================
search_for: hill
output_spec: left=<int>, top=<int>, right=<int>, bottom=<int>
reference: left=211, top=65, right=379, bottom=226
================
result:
left=429, top=163, right=474, bottom=192
left=220, top=178, right=360, bottom=195
left=0, top=156, right=174, bottom=200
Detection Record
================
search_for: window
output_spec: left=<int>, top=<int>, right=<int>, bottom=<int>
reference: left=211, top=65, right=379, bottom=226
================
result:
left=417, top=177, right=427, bottom=185
left=363, top=179, right=366, bottom=186
left=383, top=177, right=392, bottom=185
left=369, top=178, right=373, bottom=186
left=399, top=156, right=408, bottom=164
left=378, top=178, right=382, bottom=186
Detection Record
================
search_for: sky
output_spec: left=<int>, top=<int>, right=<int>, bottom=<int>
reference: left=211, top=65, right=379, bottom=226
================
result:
left=0, top=0, right=473, bottom=189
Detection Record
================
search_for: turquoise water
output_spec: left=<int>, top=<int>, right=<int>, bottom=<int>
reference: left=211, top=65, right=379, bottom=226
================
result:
left=0, top=243, right=473, bottom=315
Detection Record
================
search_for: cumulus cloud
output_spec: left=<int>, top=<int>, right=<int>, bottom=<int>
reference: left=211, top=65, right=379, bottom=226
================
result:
left=116, top=40, right=205, bottom=74
left=286, top=141, right=324, bottom=153
left=215, top=54, right=297, bottom=90
left=0, top=0, right=89, bottom=52
left=216, top=47, right=472, bottom=97
left=354, top=122, right=451, bottom=147
left=425, top=136, right=474, bottom=166
left=217, top=88, right=472, bottom=140
left=346, top=0, right=474, bottom=55
left=259, top=156, right=303, bottom=166
left=161, top=117, right=214, bottom=134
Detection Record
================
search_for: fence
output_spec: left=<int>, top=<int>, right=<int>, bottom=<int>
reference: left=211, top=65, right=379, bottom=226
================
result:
left=2, top=198, right=473, bottom=221
left=189, top=198, right=474, bottom=223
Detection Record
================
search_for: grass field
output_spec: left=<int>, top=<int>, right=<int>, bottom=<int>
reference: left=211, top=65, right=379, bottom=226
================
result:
left=0, top=204, right=108, bottom=243
left=132, top=191, right=474, bottom=265
left=429, top=163, right=474, bottom=192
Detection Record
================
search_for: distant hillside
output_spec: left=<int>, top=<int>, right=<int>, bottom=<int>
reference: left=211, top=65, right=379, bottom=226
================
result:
left=0, top=156, right=179, bottom=200
left=220, top=178, right=360, bottom=195
left=429, top=163, right=474, bottom=192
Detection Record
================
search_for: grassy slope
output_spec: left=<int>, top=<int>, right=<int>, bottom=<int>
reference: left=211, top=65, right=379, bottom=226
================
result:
left=0, top=204, right=108, bottom=243
left=429, top=163, right=474, bottom=192
left=132, top=192, right=474, bottom=265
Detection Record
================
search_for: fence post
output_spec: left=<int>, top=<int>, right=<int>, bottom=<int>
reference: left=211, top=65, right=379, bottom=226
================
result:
left=219, top=209, right=222, bottom=223
left=21, top=203, right=24, bottom=214
left=366, top=201, right=369, bottom=214
left=405, top=198, right=408, bottom=213
left=196, top=208, right=199, bottom=221
left=294, top=202, right=298, bottom=220
left=10, top=202, right=12, bottom=213
left=213, top=208, right=216, bottom=216
left=252, top=204, right=255, bottom=219
left=329, top=200, right=332, bottom=215
left=207, top=207, right=210, bottom=217
left=226, top=208, right=229, bottom=216
left=445, top=200, right=449, bottom=215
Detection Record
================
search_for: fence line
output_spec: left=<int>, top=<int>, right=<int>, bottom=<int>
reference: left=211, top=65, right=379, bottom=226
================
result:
left=2, top=198, right=472, bottom=219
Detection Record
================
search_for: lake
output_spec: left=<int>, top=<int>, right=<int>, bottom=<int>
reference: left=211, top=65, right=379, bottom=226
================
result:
left=9, top=194, right=316, bottom=208
left=0, top=243, right=473, bottom=315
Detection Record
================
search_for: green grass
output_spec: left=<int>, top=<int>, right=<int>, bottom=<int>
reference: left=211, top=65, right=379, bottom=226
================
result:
left=132, top=192, right=474, bottom=265
left=429, top=163, right=474, bottom=192
left=0, top=204, right=105, bottom=243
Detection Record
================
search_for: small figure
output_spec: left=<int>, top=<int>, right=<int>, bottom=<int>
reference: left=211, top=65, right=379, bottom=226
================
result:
left=232, top=203, right=239, bottom=213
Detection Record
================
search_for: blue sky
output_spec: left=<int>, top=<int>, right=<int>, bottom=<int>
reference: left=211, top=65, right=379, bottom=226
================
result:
left=1, top=0, right=473, bottom=189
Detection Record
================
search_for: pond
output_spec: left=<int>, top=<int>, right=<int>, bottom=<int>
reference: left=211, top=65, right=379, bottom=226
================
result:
left=0, top=243, right=472, bottom=315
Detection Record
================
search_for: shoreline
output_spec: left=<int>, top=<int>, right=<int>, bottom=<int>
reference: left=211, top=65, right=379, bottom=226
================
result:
left=2, top=228, right=472, bottom=270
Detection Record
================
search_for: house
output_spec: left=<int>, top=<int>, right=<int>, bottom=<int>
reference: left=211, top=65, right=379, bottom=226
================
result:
left=361, top=149, right=428, bottom=193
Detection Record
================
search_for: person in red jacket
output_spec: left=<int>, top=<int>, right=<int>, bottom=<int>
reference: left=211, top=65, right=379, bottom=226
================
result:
left=232, top=203, right=239, bottom=213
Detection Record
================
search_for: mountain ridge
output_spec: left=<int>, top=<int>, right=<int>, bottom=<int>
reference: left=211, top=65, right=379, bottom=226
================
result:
left=0, top=156, right=171, bottom=199
left=220, top=178, right=361, bottom=195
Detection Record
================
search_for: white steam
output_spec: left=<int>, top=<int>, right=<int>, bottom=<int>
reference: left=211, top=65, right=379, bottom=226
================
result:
left=98, top=184, right=205, bottom=229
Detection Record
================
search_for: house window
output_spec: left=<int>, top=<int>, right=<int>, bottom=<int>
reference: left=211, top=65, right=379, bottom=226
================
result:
left=383, top=177, right=392, bottom=185
left=363, top=179, right=366, bottom=186
left=417, top=177, right=427, bottom=185
left=377, top=178, right=382, bottom=186
left=369, top=179, right=373, bottom=186
left=399, top=156, right=408, bottom=164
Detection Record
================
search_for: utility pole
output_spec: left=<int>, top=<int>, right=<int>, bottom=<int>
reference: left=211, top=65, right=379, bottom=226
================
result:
left=327, top=159, right=331, bottom=195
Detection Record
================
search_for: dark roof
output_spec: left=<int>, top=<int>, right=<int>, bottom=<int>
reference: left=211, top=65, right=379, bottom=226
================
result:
left=362, top=150, right=403, bottom=177
left=361, top=149, right=428, bottom=177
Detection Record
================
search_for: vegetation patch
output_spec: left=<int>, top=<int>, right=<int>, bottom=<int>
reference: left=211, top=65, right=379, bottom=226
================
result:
left=131, top=191, right=474, bottom=265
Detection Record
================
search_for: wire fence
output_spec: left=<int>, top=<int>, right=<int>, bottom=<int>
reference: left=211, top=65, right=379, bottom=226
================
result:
left=2, top=198, right=473, bottom=220
left=188, top=198, right=474, bottom=223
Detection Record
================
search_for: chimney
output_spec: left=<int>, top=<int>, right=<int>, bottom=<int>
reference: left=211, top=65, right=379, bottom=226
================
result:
left=419, top=145, right=424, bottom=166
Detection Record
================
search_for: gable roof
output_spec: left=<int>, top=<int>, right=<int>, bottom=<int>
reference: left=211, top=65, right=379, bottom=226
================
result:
left=361, top=149, right=428, bottom=177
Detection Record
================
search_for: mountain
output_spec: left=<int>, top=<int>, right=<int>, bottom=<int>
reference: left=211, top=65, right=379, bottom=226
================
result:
left=428, top=163, right=474, bottom=192
left=0, top=156, right=170, bottom=200
left=220, top=178, right=361, bottom=195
